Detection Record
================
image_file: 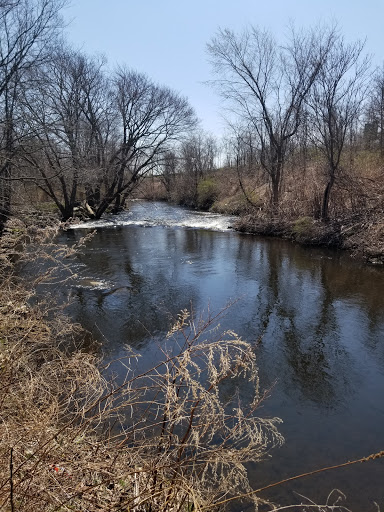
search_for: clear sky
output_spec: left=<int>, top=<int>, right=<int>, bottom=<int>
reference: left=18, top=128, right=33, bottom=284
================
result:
left=63, top=0, right=384, bottom=138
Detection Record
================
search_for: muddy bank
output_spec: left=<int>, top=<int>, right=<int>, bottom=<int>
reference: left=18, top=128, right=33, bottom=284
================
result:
left=235, top=209, right=384, bottom=265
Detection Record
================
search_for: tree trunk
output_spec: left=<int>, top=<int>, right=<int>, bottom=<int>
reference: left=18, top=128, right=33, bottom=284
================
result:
left=95, top=198, right=112, bottom=219
left=112, top=194, right=123, bottom=214
left=270, top=161, right=282, bottom=214
left=0, top=111, right=14, bottom=234
left=85, top=184, right=101, bottom=209
left=380, top=85, right=384, bottom=159
left=272, top=179, right=279, bottom=212
left=60, top=205, right=75, bottom=221
left=321, top=175, right=335, bottom=221
left=0, top=167, right=11, bottom=235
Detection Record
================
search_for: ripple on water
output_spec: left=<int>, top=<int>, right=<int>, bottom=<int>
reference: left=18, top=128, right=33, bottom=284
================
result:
left=70, top=202, right=235, bottom=232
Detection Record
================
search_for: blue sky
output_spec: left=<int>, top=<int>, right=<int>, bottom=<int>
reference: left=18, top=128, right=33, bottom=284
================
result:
left=63, top=1, right=384, bottom=137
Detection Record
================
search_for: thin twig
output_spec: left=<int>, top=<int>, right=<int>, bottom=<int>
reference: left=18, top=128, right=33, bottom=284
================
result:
left=9, top=447, right=14, bottom=512
left=204, top=450, right=384, bottom=510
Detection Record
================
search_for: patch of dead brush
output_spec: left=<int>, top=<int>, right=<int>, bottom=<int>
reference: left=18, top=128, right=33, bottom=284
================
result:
left=0, top=222, right=286, bottom=511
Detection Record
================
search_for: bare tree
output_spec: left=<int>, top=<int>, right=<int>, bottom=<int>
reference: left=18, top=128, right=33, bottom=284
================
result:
left=20, top=55, right=196, bottom=221
left=178, top=130, right=217, bottom=206
left=159, top=149, right=178, bottom=198
left=0, top=0, right=66, bottom=232
left=207, top=25, right=331, bottom=212
left=307, top=32, right=370, bottom=220
left=365, top=65, right=384, bottom=156
left=222, top=123, right=265, bottom=209
left=91, top=68, right=197, bottom=218
left=20, top=48, right=108, bottom=220
left=180, top=131, right=216, bottom=177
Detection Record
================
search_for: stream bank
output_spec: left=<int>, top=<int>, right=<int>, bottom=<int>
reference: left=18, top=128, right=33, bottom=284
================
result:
left=233, top=207, right=384, bottom=265
left=5, top=197, right=384, bottom=266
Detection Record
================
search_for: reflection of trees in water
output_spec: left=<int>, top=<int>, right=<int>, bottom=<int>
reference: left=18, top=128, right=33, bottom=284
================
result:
left=182, top=228, right=216, bottom=256
left=365, top=319, right=384, bottom=365
left=61, top=222, right=384, bottom=406
left=65, top=226, right=200, bottom=354
left=279, top=261, right=347, bottom=406
left=246, top=242, right=356, bottom=408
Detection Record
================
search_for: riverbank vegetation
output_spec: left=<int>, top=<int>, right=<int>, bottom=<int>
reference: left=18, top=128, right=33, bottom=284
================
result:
left=139, top=143, right=383, bottom=263
left=0, top=224, right=290, bottom=511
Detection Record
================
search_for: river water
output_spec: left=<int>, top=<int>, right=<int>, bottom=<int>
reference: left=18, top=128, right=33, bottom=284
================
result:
left=58, top=201, right=384, bottom=510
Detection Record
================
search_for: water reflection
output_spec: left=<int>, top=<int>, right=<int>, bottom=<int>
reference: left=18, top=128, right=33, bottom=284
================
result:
left=57, top=203, right=384, bottom=509
left=61, top=220, right=384, bottom=403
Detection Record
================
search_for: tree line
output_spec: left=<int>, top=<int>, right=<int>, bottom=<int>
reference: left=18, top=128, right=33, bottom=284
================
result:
left=129, top=24, right=384, bottom=222
left=0, top=2, right=383, bottom=234
left=207, top=24, right=383, bottom=221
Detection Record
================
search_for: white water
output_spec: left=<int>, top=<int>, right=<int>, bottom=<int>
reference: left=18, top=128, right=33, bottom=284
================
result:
left=70, top=201, right=235, bottom=232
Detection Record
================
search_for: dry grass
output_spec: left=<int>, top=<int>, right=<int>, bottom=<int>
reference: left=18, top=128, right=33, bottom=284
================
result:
left=0, top=222, right=287, bottom=511
left=0, top=289, right=283, bottom=510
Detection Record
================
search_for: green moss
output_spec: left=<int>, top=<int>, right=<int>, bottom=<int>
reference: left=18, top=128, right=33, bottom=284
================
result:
left=197, top=178, right=218, bottom=210
left=35, top=202, right=59, bottom=213
left=9, top=227, right=26, bottom=234
left=292, top=216, right=315, bottom=238
left=211, top=189, right=262, bottom=215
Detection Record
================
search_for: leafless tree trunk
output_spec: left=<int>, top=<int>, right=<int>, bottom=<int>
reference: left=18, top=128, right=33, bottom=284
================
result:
left=177, top=130, right=217, bottom=206
left=307, top=32, right=370, bottom=221
left=159, top=149, right=178, bottom=198
left=0, top=0, right=66, bottom=232
left=365, top=65, right=384, bottom=157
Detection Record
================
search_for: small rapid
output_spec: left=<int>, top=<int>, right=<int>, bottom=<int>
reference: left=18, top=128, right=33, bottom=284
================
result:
left=70, top=201, right=235, bottom=232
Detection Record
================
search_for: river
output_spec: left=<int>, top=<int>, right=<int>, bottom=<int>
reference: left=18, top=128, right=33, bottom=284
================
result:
left=56, top=201, right=384, bottom=510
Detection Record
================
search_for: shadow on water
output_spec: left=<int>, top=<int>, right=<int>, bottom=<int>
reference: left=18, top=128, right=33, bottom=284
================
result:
left=53, top=203, right=384, bottom=510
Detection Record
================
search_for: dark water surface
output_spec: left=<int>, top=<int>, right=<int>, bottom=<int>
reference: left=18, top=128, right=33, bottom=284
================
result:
left=59, top=202, right=384, bottom=510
